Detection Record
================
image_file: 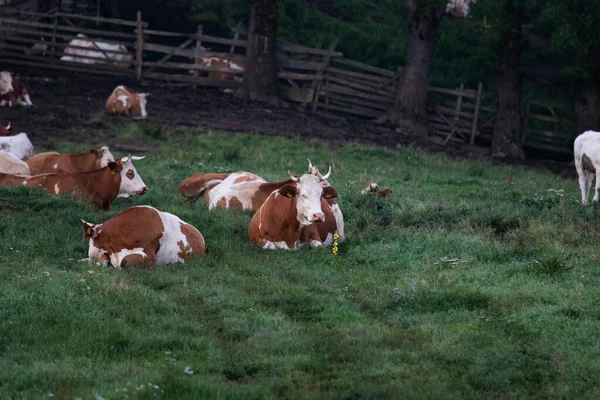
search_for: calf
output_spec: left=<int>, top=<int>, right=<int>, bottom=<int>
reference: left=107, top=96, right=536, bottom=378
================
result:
left=82, top=206, right=205, bottom=268
left=0, top=133, right=34, bottom=160
left=248, top=168, right=339, bottom=250
left=0, top=151, right=31, bottom=175
left=24, top=156, right=147, bottom=210
left=27, top=146, right=114, bottom=174
left=106, top=86, right=150, bottom=119
left=1, top=79, right=33, bottom=107
left=0, top=172, right=27, bottom=187
left=574, top=130, right=600, bottom=206
left=0, top=122, right=12, bottom=136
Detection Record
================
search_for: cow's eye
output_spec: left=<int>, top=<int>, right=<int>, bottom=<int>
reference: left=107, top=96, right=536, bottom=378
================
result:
left=126, top=170, right=135, bottom=179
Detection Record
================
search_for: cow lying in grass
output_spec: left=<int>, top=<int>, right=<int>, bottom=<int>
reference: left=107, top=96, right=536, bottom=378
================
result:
left=0, top=172, right=28, bottom=186
left=106, top=86, right=150, bottom=119
left=248, top=167, right=340, bottom=250
left=0, top=133, right=35, bottom=160
left=24, top=156, right=147, bottom=210
left=574, top=130, right=600, bottom=207
left=82, top=206, right=205, bottom=268
left=0, top=151, right=31, bottom=175
left=179, top=161, right=345, bottom=241
left=27, top=146, right=115, bottom=174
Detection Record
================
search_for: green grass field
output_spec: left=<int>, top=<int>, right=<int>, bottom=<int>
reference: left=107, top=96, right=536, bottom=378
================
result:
left=1, top=125, right=599, bottom=399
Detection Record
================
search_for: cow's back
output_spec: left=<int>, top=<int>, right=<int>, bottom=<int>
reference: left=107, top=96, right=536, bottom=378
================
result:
left=28, top=152, right=98, bottom=174
left=26, top=152, right=60, bottom=174
left=0, top=151, right=31, bottom=175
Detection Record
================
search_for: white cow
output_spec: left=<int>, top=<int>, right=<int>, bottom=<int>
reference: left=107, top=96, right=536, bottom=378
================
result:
left=0, top=71, right=14, bottom=95
left=0, top=151, right=31, bottom=175
left=61, top=34, right=133, bottom=68
left=446, top=0, right=475, bottom=18
left=574, top=130, right=600, bottom=206
left=0, top=133, right=34, bottom=160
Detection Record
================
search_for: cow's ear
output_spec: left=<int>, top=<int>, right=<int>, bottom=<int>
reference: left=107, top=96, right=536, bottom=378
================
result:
left=107, top=161, right=122, bottom=173
left=322, top=186, right=338, bottom=199
left=82, top=219, right=97, bottom=240
left=279, top=184, right=297, bottom=198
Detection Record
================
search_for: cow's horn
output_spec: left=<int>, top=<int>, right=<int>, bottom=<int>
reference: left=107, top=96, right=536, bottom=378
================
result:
left=130, top=155, right=145, bottom=161
left=5, top=122, right=10, bottom=130
left=288, top=170, right=298, bottom=182
left=307, top=159, right=313, bottom=169
left=320, top=166, right=331, bottom=180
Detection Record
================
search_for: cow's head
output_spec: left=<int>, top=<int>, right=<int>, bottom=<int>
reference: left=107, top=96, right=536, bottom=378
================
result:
left=81, top=219, right=110, bottom=263
left=112, top=155, right=148, bottom=197
left=282, top=165, right=338, bottom=227
left=0, top=71, right=14, bottom=95
left=91, top=146, right=115, bottom=167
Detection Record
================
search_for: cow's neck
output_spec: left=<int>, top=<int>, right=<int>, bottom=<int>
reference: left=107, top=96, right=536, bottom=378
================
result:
left=69, top=152, right=97, bottom=169
left=256, top=179, right=295, bottom=205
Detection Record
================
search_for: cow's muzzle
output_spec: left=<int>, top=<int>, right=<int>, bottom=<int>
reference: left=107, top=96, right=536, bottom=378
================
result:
left=311, top=212, right=325, bottom=223
left=138, top=187, right=148, bottom=195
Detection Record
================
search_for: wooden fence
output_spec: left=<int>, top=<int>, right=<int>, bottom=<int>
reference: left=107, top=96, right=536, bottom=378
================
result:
left=0, top=7, right=576, bottom=154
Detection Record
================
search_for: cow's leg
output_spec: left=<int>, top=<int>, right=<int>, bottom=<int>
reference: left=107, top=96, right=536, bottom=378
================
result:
left=579, top=170, right=590, bottom=205
left=23, top=93, right=33, bottom=106
left=593, top=168, right=600, bottom=208
left=121, top=253, right=154, bottom=268
left=585, top=173, right=594, bottom=205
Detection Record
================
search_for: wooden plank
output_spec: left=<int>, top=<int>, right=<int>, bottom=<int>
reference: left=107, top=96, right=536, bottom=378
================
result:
left=525, top=128, right=571, bottom=139
left=140, top=42, right=246, bottom=62
left=229, top=22, right=242, bottom=53
left=454, top=83, right=464, bottom=121
left=0, top=57, right=135, bottom=77
left=429, top=122, right=471, bottom=135
left=0, top=23, right=136, bottom=47
left=327, top=66, right=390, bottom=83
left=277, top=41, right=342, bottom=57
left=522, top=141, right=572, bottom=155
left=145, top=38, right=192, bottom=74
left=428, top=86, right=478, bottom=98
left=526, top=113, right=561, bottom=123
left=280, top=86, right=314, bottom=103
left=2, top=33, right=131, bottom=55
left=135, top=11, right=143, bottom=80
left=0, top=42, right=130, bottom=65
left=428, top=114, right=473, bottom=128
left=470, top=82, right=483, bottom=145
left=431, top=104, right=474, bottom=120
left=53, top=12, right=148, bottom=28
left=326, top=74, right=395, bottom=98
left=311, top=38, right=337, bottom=112
left=277, top=57, right=326, bottom=71
left=0, top=15, right=138, bottom=39
left=319, top=102, right=382, bottom=118
left=328, top=72, right=395, bottom=95
left=331, top=57, right=395, bottom=78
left=324, top=92, right=388, bottom=111
left=327, top=83, right=394, bottom=104
left=142, top=60, right=244, bottom=73
left=193, top=24, right=203, bottom=89
left=277, top=72, right=322, bottom=81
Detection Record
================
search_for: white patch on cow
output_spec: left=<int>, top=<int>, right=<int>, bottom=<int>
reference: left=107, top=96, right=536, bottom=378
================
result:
left=116, top=95, right=128, bottom=108
left=294, top=174, right=325, bottom=227
left=207, top=171, right=267, bottom=210
left=138, top=94, right=148, bottom=119
left=88, top=235, right=106, bottom=262
left=117, top=157, right=147, bottom=198
left=0, top=71, right=14, bottom=95
left=263, top=241, right=290, bottom=250
left=329, top=203, right=345, bottom=241
left=54, top=183, right=60, bottom=194
left=109, top=247, right=147, bottom=268
left=322, top=232, right=334, bottom=247
left=53, top=163, right=58, bottom=169
left=99, top=146, right=115, bottom=168
left=310, top=240, right=323, bottom=247
left=0, top=132, right=34, bottom=160
left=154, top=207, right=201, bottom=264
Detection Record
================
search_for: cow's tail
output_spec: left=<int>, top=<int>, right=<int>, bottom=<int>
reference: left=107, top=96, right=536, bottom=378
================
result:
left=178, top=173, right=230, bottom=204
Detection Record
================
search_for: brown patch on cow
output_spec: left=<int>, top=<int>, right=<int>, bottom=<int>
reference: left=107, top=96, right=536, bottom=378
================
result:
left=121, top=254, right=154, bottom=268
left=26, top=148, right=105, bottom=174
left=178, top=222, right=206, bottom=260
left=229, top=196, right=243, bottom=210
left=583, top=154, right=595, bottom=173
left=0, top=172, right=27, bottom=186
left=126, top=169, right=135, bottom=180
left=178, top=172, right=230, bottom=203
left=216, top=197, right=227, bottom=208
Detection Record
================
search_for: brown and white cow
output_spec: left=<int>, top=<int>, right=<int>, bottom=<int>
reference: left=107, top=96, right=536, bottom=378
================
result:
left=105, top=86, right=150, bottom=119
left=196, top=57, right=245, bottom=82
left=178, top=161, right=345, bottom=241
left=82, top=205, right=205, bottom=268
left=248, top=168, right=340, bottom=250
left=0, top=122, right=12, bottom=136
left=24, top=156, right=147, bottom=210
left=26, top=146, right=115, bottom=175
left=0, top=172, right=27, bottom=186
left=0, top=73, right=33, bottom=107
left=0, top=151, right=31, bottom=175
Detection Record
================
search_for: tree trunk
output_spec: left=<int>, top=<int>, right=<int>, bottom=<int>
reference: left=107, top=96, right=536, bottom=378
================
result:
left=492, top=0, right=525, bottom=161
left=236, top=0, right=280, bottom=105
left=376, top=1, right=445, bottom=137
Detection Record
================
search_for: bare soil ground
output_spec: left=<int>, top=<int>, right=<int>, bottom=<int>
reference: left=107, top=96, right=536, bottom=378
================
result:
left=0, top=69, right=575, bottom=178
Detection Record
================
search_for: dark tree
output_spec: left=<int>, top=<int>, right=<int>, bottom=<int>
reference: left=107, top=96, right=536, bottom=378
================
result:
left=491, top=0, right=525, bottom=160
left=236, top=0, right=280, bottom=105
left=376, top=0, right=446, bottom=136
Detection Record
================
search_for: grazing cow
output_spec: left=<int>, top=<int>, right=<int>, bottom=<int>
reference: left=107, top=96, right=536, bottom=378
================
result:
left=574, top=130, right=600, bottom=207
left=179, top=161, right=345, bottom=241
left=61, top=34, right=133, bottom=68
left=0, top=133, right=34, bottom=160
left=0, top=172, right=27, bottom=186
left=26, top=146, right=114, bottom=174
left=0, top=78, right=33, bottom=107
left=105, top=86, right=150, bottom=119
left=0, top=151, right=31, bottom=175
left=0, top=122, right=12, bottom=136
left=82, top=205, right=206, bottom=268
left=24, top=156, right=147, bottom=210
left=248, top=167, right=340, bottom=250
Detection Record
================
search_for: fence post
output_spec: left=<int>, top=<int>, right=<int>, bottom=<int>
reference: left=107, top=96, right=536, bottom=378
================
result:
left=311, top=37, right=338, bottom=113
left=454, top=83, right=464, bottom=121
left=229, top=22, right=241, bottom=54
left=470, top=81, right=483, bottom=145
left=51, top=14, right=58, bottom=56
left=193, top=24, right=203, bottom=90
left=135, top=10, right=143, bottom=81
